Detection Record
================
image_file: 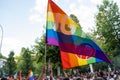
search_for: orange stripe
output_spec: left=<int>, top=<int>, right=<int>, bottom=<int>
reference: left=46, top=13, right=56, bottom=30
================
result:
left=68, top=53, right=79, bottom=68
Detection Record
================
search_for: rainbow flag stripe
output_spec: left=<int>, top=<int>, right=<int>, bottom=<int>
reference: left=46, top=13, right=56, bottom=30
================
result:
left=61, top=51, right=103, bottom=69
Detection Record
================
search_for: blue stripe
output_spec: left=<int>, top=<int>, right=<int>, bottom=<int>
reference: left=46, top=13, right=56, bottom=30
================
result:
left=96, top=58, right=103, bottom=62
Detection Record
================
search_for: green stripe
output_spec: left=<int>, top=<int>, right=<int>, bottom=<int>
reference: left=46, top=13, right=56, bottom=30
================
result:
left=46, top=21, right=55, bottom=29
left=74, top=26, right=82, bottom=37
left=87, top=57, right=96, bottom=64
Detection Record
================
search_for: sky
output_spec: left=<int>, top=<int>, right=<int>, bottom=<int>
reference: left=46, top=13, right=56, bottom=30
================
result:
left=0, top=0, right=120, bottom=57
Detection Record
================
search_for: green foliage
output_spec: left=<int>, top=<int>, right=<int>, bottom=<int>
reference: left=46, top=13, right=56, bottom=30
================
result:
left=33, top=35, right=61, bottom=73
left=70, top=14, right=80, bottom=26
left=93, top=62, right=108, bottom=71
left=70, top=14, right=81, bottom=27
left=4, top=51, right=16, bottom=76
left=33, top=36, right=46, bottom=63
left=95, top=0, right=120, bottom=57
left=17, top=48, right=35, bottom=76
left=112, top=56, right=120, bottom=69
left=0, top=54, right=7, bottom=77
left=0, top=53, right=2, bottom=58
left=0, top=53, right=7, bottom=59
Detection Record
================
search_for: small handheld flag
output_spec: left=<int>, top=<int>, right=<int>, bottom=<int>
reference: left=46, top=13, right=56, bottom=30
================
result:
left=27, top=70, right=34, bottom=80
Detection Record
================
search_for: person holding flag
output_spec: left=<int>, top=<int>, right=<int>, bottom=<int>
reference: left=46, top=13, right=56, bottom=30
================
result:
left=27, top=69, right=34, bottom=80
left=18, top=70, right=22, bottom=80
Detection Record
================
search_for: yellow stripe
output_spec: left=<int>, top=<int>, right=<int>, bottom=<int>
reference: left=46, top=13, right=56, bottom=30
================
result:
left=68, top=18, right=78, bottom=28
left=47, top=12, right=54, bottom=21
left=77, top=56, right=88, bottom=66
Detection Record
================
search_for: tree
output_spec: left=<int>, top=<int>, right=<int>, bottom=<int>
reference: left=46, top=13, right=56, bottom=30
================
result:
left=95, top=0, right=120, bottom=57
left=0, top=53, right=7, bottom=59
left=19, top=48, right=35, bottom=76
left=70, top=14, right=80, bottom=26
left=33, top=35, right=61, bottom=75
left=0, top=54, right=7, bottom=77
left=5, top=51, right=16, bottom=76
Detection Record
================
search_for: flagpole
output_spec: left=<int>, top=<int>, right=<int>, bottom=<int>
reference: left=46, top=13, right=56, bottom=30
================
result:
left=38, top=43, right=47, bottom=80
left=89, top=64, right=94, bottom=73
left=45, top=44, right=47, bottom=73
left=0, top=24, right=3, bottom=54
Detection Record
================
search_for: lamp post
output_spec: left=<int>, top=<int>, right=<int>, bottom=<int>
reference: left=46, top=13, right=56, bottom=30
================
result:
left=0, top=24, right=3, bottom=77
left=0, top=24, right=3, bottom=54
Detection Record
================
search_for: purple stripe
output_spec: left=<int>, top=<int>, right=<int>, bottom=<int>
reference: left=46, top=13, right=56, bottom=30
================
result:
left=46, top=38, right=59, bottom=46
left=95, top=51, right=111, bottom=63
left=59, top=42, right=96, bottom=57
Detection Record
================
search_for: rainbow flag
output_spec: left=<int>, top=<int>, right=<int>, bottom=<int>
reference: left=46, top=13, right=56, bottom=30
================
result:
left=61, top=51, right=103, bottom=69
left=27, top=70, right=34, bottom=80
left=46, top=0, right=111, bottom=64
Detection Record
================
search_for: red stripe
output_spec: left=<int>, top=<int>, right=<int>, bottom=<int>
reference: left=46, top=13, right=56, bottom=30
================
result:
left=60, top=51, right=71, bottom=69
left=48, top=0, right=66, bottom=14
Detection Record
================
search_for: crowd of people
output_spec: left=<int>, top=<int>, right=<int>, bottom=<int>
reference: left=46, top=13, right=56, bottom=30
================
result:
left=34, top=64, right=120, bottom=80
left=39, top=70, right=120, bottom=80
left=0, top=65, right=120, bottom=80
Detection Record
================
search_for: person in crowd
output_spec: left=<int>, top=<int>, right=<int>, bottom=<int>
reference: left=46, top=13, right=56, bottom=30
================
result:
left=1, top=77, right=7, bottom=80
left=94, top=71, right=105, bottom=80
left=8, top=76, right=14, bottom=80
left=38, top=64, right=46, bottom=80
